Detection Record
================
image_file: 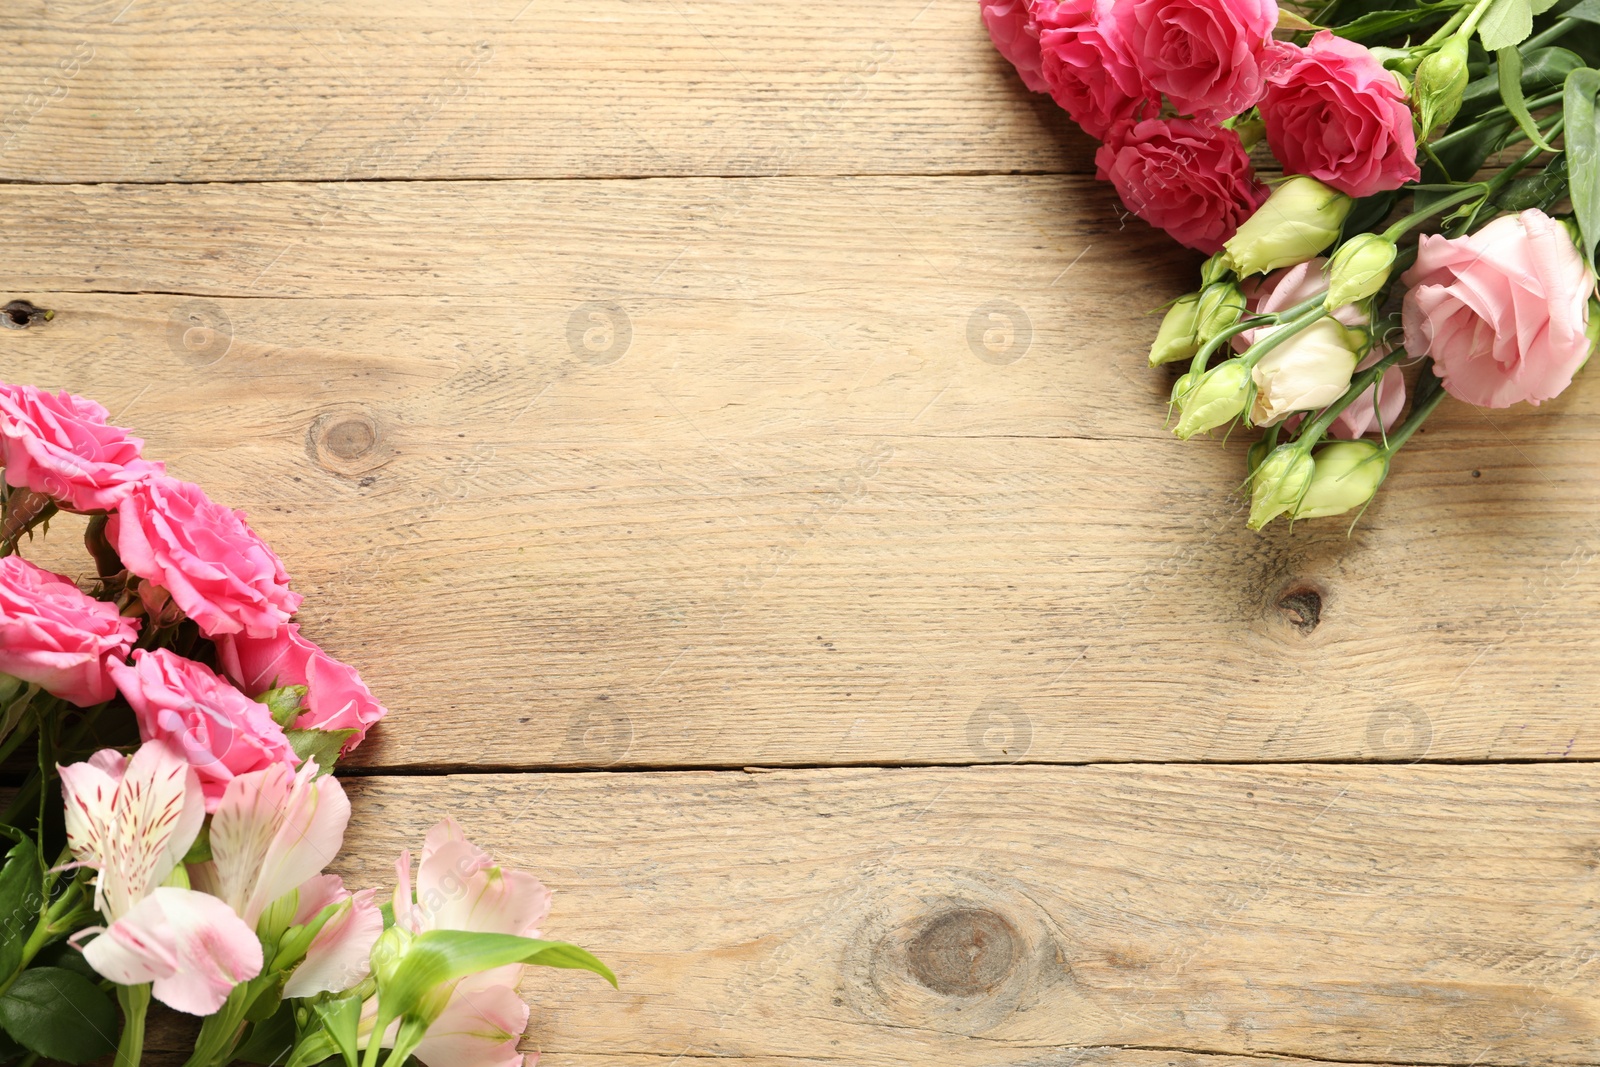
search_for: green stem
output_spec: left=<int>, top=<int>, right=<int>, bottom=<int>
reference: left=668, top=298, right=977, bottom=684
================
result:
left=1382, top=184, right=1488, bottom=241
left=1421, top=0, right=1476, bottom=45
left=1240, top=305, right=1330, bottom=372
left=1456, top=0, right=1499, bottom=39
left=1522, top=16, right=1577, bottom=51
left=115, top=984, right=151, bottom=1067
left=1384, top=376, right=1450, bottom=454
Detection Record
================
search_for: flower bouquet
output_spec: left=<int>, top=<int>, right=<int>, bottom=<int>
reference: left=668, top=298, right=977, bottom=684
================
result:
left=984, top=0, right=1600, bottom=527
left=0, top=381, right=612, bottom=1066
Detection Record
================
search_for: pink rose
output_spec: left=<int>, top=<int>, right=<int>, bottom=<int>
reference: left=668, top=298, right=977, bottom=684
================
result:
left=1095, top=118, right=1268, bottom=253
left=215, top=624, right=387, bottom=753
left=0, top=384, right=163, bottom=512
left=0, top=556, right=136, bottom=706
left=982, top=0, right=1049, bottom=93
left=108, top=476, right=301, bottom=638
left=1262, top=32, right=1420, bottom=198
left=1402, top=210, right=1595, bottom=408
left=1107, top=0, right=1278, bottom=120
left=1036, top=0, right=1160, bottom=139
left=110, top=648, right=299, bottom=812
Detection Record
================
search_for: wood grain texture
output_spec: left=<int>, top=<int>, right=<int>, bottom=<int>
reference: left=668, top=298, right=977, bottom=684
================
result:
left=0, top=0, right=1086, bottom=184
left=208, top=766, right=1600, bottom=1066
left=4, top=177, right=1599, bottom=769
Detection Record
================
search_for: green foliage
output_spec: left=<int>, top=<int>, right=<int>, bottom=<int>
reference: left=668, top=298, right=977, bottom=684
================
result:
left=1480, top=0, right=1561, bottom=50
left=233, top=1000, right=298, bottom=1065
left=0, top=839, right=38, bottom=983
left=380, top=931, right=616, bottom=1022
left=1498, top=47, right=1562, bottom=147
left=0, top=967, right=117, bottom=1064
left=286, top=728, right=358, bottom=774
left=1564, top=67, right=1600, bottom=263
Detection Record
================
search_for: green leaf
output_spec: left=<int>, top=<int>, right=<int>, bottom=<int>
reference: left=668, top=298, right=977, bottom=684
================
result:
left=1461, top=46, right=1584, bottom=116
left=312, top=995, right=363, bottom=1067
left=1533, top=0, right=1560, bottom=12
left=382, top=931, right=616, bottom=1021
left=286, top=728, right=358, bottom=774
left=1498, top=47, right=1561, bottom=148
left=1566, top=67, right=1600, bottom=264
left=28, top=942, right=98, bottom=984
left=0, top=839, right=38, bottom=983
left=0, top=967, right=117, bottom=1063
left=1568, top=0, right=1600, bottom=24
left=259, top=685, right=309, bottom=728
left=1481, top=0, right=1536, bottom=49
left=1331, top=1, right=1468, bottom=41
left=233, top=1000, right=297, bottom=1065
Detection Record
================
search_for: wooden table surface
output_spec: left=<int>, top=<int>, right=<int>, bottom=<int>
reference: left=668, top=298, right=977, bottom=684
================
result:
left=5, top=2, right=1600, bottom=1064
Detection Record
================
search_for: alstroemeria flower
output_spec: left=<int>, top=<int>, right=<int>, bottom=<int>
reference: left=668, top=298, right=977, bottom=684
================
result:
left=281, top=874, right=383, bottom=999
left=60, top=741, right=263, bottom=1015
left=208, top=759, right=351, bottom=926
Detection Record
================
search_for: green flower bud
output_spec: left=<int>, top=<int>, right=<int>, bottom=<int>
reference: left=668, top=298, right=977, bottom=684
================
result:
left=1223, top=177, right=1353, bottom=277
left=1195, top=283, right=1247, bottom=347
left=1292, top=441, right=1390, bottom=520
left=1246, top=435, right=1273, bottom=475
left=1150, top=293, right=1202, bottom=367
left=370, top=925, right=414, bottom=989
left=1324, top=233, right=1397, bottom=308
left=1174, top=359, right=1251, bottom=440
left=1248, top=445, right=1316, bottom=530
left=1413, top=36, right=1469, bottom=140
left=1200, top=252, right=1232, bottom=286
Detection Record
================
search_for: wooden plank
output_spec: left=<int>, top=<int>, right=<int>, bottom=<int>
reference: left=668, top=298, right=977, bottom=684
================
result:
left=257, top=766, right=1600, bottom=1066
left=2, top=176, right=1599, bottom=769
left=0, top=0, right=1085, bottom=184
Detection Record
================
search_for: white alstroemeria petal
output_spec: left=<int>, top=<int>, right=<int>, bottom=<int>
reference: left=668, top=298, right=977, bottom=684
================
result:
left=84, top=887, right=261, bottom=1015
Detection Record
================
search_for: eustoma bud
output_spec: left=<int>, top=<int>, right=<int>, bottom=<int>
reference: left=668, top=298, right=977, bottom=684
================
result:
left=1195, top=283, right=1247, bottom=346
left=1222, top=176, right=1353, bottom=276
left=1250, top=319, right=1363, bottom=426
left=1248, top=445, right=1315, bottom=529
left=1150, top=294, right=1202, bottom=366
left=1324, top=233, right=1397, bottom=307
left=1292, top=441, right=1389, bottom=520
left=1413, top=36, right=1469, bottom=140
left=1174, top=359, right=1251, bottom=439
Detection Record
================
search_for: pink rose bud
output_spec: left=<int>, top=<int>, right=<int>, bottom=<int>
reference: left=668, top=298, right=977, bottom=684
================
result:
left=214, top=623, right=388, bottom=754
left=1095, top=118, right=1269, bottom=254
left=0, top=555, right=137, bottom=707
left=109, top=648, right=300, bottom=812
left=1402, top=209, right=1596, bottom=408
left=108, top=476, right=302, bottom=638
left=0, top=383, right=164, bottom=512
left=1262, top=32, right=1421, bottom=199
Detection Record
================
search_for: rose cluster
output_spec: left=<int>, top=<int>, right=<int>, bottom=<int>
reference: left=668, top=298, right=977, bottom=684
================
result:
left=0, top=382, right=612, bottom=1067
left=984, top=0, right=1418, bottom=253
left=984, top=0, right=1600, bottom=528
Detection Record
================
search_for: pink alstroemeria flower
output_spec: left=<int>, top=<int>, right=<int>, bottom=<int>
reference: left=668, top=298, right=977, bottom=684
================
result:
left=59, top=742, right=263, bottom=1015
left=281, top=873, right=383, bottom=999
left=361, top=819, right=554, bottom=1067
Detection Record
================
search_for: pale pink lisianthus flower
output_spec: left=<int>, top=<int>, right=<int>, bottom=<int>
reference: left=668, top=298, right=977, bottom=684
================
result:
left=215, top=623, right=388, bottom=753
left=1106, top=0, right=1279, bottom=121
left=107, top=475, right=301, bottom=639
left=1402, top=209, right=1595, bottom=408
left=110, top=648, right=300, bottom=812
left=0, top=383, right=163, bottom=512
left=0, top=556, right=137, bottom=707
left=1263, top=32, right=1420, bottom=198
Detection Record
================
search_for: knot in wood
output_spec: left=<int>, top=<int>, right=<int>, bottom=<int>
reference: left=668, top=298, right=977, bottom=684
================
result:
left=906, top=908, right=1017, bottom=997
left=306, top=410, right=387, bottom=477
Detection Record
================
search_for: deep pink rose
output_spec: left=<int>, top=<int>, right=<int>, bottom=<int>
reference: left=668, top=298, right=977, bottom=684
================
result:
left=1107, top=0, right=1278, bottom=120
left=215, top=624, right=387, bottom=754
left=982, top=0, right=1049, bottom=93
left=110, top=648, right=299, bottom=812
left=0, top=556, right=137, bottom=706
left=108, top=476, right=301, bottom=638
left=1402, top=210, right=1595, bottom=408
left=1095, top=118, right=1268, bottom=253
left=1036, top=0, right=1159, bottom=139
left=1263, top=32, right=1420, bottom=198
left=0, top=384, right=163, bottom=512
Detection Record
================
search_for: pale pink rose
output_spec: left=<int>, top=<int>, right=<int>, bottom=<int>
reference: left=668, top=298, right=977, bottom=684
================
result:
left=1095, top=118, right=1268, bottom=253
left=1036, top=0, right=1160, bottom=139
left=1402, top=210, right=1595, bottom=407
left=110, top=649, right=300, bottom=812
left=215, top=623, right=387, bottom=753
left=0, top=384, right=163, bottom=512
left=0, top=556, right=137, bottom=706
left=108, top=475, right=301, bottom=638
left=1107, top=0, right=1279, bottom=120
left=982, top=0, right=1049, bottom=93
left=1263, top=32, right=1420, bottom=198
left=1233, top=257, right=1368, bottom=351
